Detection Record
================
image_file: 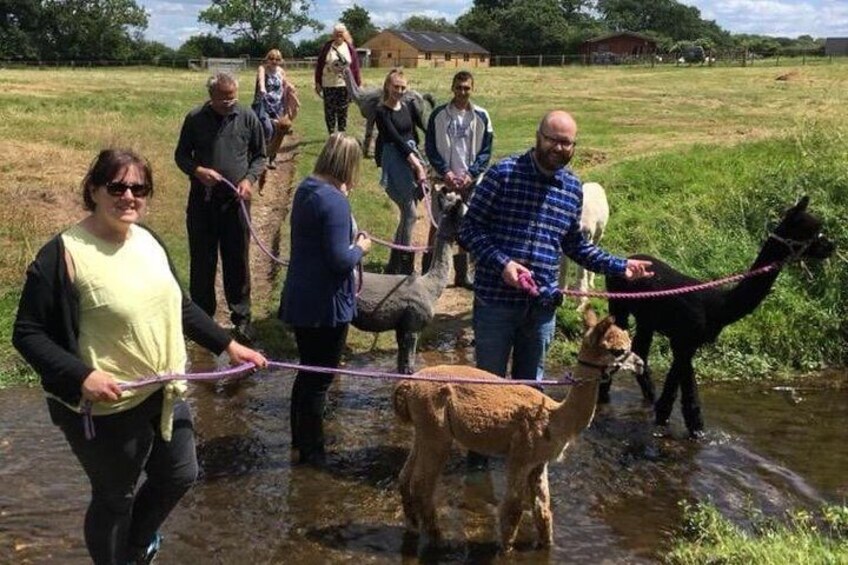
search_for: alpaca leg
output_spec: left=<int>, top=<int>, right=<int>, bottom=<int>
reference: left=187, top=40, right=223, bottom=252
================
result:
left=529, top=463, right=553, bottom=547
left=632, top=329, right=656, bottom=404
left=576, top=264, right=590, bottom=312
left=499, top=465, right=529, bottom=551
left=654, top=348, right=690, bottom=426
left=396, top=328, right=418, bottom=375
left=364, top=117, right=375, bottom=157
left=398, top=442, right=420, bottom=533
left=676, top=354, right=703, bottom=436
left=413, top=439, right=451, bottom=543
left=557, top=256, right=571, bottom=295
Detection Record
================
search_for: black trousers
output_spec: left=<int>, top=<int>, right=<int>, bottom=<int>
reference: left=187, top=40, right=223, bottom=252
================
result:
left=186, top=187, right=251, bottom=326
left=48, top=391, right=197, bottom=565
left=290, top=324, right=349, bottom=456
left=322, top=86, right=349, bottom=134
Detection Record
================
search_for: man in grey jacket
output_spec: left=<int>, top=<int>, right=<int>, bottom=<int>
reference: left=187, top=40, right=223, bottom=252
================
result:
left=425, top=70, right=493, bottom=288
left=175, top=71, right=266, bottom=341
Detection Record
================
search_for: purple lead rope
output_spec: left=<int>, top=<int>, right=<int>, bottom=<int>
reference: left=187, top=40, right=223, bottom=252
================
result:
left=81, top=360, right=577, bottom=440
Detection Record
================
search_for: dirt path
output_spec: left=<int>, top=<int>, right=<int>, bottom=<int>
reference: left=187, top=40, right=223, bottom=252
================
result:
left=213, top=137, right=298, bottom=327
left=410, top=199, right=475, bottom=349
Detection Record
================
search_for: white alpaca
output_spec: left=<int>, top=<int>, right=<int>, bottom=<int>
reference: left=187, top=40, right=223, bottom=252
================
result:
left=559, top=182, right=609, bottom=311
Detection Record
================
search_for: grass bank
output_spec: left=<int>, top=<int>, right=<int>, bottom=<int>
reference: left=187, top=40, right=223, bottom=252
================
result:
left=667, top=500, right=848, bottom=564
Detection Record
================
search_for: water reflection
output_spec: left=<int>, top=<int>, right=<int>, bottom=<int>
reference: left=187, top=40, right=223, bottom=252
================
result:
left=1, top=355, right=845, bottom=563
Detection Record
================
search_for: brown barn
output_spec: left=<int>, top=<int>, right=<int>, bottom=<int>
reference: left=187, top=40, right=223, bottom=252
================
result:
left=361, top=30, right=490, bottom=68
left=579, top=31, right=657, bottom=63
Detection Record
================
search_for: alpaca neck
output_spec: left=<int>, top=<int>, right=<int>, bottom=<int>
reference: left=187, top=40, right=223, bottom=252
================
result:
left=422, top=235, right=453, bottom=300
left=549, top=361, right=602, bottom=442
left=343, top=68, right=363, bottom=101
left=719, top=237, right=787, bottom=326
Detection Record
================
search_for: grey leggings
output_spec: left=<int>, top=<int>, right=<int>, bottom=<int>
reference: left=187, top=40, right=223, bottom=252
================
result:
left=48, top=391, right=197, bottom=564
left=386, top=189, right=417, bottom=246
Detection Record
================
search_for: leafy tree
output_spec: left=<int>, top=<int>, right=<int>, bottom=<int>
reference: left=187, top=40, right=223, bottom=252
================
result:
left=135, top=39, right=175, bottom=62
left=397, top=15, right=457, bottom=33
left=0, top=0, right=41, bottom=58
left=177, top=34, right=231, bottom=59
left=38, top=0, right=148, bottom=60
left=458, top=0, right=592, bottom=54
left=596, top=0, right=729, bottom=46
left=294, top=35, right=328, bottom=58
left=199, top=0, right=322, bottom=47
left=340, top=4, right=378, bottom=46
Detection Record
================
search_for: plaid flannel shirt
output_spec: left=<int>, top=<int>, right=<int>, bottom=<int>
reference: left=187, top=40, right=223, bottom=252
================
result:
left=458, top=150, right=627, bottom=306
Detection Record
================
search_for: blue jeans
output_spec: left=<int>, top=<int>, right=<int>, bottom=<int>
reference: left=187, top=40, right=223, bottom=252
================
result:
left=473, top=298, right=557, bottom=381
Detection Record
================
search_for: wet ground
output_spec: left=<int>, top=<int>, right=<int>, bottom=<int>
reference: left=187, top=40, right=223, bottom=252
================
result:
left=1, top=346, right=846, bottom=564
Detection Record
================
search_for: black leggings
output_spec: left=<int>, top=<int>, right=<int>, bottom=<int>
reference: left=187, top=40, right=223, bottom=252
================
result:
left=48, top=391, right=197, bottom=564
left=322, top=86, right=349, bottom=134
left=290, top=325, right=349, bottom=456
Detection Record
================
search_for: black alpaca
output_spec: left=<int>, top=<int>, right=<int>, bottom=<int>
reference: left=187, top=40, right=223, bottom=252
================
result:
left=604, top=196, right=834, bottom=437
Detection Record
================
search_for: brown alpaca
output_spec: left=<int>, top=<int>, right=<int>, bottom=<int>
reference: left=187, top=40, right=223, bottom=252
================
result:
left=392, top=309, right=643, bottom=550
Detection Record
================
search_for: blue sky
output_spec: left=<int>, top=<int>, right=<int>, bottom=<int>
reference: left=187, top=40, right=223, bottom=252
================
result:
left=138, top=0, right=848, bottom=49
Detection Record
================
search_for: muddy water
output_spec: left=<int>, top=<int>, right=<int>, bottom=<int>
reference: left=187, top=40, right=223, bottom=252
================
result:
left=1, top=348, right=845, bottom=564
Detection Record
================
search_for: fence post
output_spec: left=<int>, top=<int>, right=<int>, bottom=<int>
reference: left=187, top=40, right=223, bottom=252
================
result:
left=561, top=54, right=565, bottom=66
left=538, top=54, right=542, bottom=67
left=517, top=55, right=521, bottom=66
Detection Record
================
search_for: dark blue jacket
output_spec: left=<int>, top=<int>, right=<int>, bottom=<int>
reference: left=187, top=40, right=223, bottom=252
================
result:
left=280, top=176, right=363, bottom=327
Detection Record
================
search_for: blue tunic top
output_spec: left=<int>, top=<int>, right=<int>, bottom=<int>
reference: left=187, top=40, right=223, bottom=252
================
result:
left=280, top=176, right=363, bottom=327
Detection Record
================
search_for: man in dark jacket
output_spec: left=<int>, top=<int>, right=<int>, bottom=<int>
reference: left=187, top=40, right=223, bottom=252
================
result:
left=175, top=71, right=266, bottom=341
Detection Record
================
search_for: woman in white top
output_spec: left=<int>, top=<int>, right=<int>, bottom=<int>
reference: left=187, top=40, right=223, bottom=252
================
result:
left=314, top=23, right=361, bottom=134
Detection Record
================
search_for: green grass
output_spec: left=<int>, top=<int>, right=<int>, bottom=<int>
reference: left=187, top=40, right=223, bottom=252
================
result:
left=667, top=500, right=848, bottom=564
left=1, top=63, right=847, bottom=378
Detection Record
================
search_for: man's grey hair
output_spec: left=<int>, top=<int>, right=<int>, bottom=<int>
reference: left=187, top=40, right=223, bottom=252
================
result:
left=207, top=71, right=239, bottom=95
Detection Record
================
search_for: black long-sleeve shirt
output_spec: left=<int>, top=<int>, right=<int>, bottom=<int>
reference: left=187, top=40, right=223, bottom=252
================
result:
left=174, top=103, right=266, bottom=192
left=375, top=101, right=425, bottom=162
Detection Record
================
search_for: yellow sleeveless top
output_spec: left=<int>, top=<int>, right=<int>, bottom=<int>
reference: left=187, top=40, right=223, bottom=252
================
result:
left=59, top=223, right=187, bottom=440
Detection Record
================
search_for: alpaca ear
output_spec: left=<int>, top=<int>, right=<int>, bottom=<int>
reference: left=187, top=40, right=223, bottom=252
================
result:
left=593, top=316, right=615, bottom=342
left=794, top=195, right=809, bottom=212
left=582, top=306, right=598, bottom=329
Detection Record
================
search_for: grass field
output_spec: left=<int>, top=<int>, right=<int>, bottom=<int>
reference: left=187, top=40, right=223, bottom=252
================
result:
left=1, top=63, right=847, bottom=380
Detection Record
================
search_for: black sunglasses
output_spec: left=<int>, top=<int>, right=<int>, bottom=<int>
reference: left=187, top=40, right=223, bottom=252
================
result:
left=105, top=181, right=151, bottom=198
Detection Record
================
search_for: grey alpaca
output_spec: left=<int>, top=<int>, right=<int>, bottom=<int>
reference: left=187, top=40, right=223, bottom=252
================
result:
left=342, top=67, right=436, bottom=157
left=352, top=193, right=465, bottom=374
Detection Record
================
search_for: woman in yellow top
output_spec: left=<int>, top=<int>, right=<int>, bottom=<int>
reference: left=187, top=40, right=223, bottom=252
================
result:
left=13, top=149, right=267, bottom=565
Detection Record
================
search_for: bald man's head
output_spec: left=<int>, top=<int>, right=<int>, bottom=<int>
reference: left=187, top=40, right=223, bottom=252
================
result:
left=534, top=110, right=578, bottom=172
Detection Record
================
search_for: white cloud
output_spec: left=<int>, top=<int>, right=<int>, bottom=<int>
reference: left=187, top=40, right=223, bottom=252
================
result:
left=685, top=0, right=847, bottom=37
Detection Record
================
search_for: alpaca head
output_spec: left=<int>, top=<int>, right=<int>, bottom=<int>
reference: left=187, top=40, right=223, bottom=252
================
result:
left=771, top=196, right=835, bottom=260
left=580, top=308, right=644, bottom=376
left=433, top=191, right=467, bottom=243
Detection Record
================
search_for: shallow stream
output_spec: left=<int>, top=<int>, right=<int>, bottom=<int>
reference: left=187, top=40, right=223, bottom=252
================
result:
left=1, top=345, right=845, bottom=564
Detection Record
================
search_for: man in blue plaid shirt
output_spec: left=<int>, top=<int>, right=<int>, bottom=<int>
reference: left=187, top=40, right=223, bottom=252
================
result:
left=458, top=110, right=653, bottom=387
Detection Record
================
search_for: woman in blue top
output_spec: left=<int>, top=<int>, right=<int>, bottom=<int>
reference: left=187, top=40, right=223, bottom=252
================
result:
left=254, top=49, right=300, bottom=169
left=280, top=133, right=371, bottom=465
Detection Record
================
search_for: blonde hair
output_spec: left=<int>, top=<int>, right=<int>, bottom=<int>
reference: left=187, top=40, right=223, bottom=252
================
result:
left=264, top=49, right=283, bottom=63
left=333, top=23, right=353, bottom=45
left=381, top=68, right=405, bottom=103
left=314, top=133, right=362, bottom=189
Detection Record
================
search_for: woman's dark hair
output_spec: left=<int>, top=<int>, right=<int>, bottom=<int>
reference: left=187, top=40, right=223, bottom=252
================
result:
left=81, top=149, right=153, bottom=211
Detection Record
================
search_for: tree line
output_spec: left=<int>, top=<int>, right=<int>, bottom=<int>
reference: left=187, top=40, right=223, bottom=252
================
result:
left=0, top=0, right=827, bottom=62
